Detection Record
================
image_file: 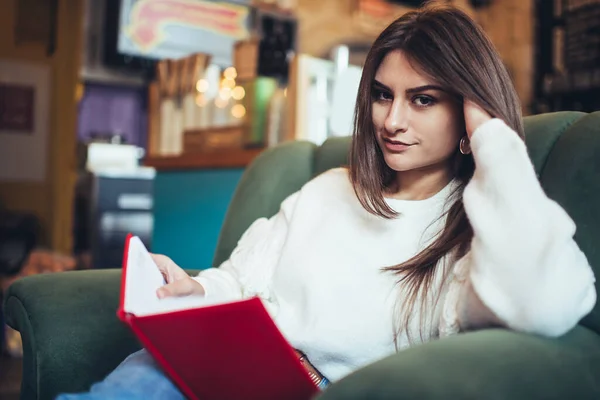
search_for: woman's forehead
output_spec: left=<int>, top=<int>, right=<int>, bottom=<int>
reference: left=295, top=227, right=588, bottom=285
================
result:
left=375, top=51, right=435, bottom=87
left=374, top=50, right=456, bottom=95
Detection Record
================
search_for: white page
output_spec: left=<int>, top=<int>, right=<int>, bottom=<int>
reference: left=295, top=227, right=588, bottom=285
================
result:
left=124, top=236, right=227, bottom=317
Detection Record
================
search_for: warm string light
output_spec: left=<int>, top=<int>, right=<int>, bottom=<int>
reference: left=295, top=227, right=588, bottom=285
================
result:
left=219, top=87, right=232, bottom=101
left=195, top=94, right=208, bottom=107
left=222, top=78, right=236, bottom=89
left=195, top=67, right=245, bottom=120
left=215, top=97, right=228, bottom=109
left=232, top=86, right=245, bottom=100
left=196, top=79, right=209, bottom=93
left=224, top=67, right=237, bottom=80
left=232, top=104, right=246, bottom=119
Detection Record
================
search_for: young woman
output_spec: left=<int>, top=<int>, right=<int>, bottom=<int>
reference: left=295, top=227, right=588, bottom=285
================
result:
left=60, top=5, right=596, bottom=399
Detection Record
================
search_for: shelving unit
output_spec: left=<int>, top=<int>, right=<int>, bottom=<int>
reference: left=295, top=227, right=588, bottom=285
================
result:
left=534, top=0, right=600, bottom=113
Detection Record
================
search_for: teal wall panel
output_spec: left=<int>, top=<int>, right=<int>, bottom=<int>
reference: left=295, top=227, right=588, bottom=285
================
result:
left=152, top=168, right=244, bottom=270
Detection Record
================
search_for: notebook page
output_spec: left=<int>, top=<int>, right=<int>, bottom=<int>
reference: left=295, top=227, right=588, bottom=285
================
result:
left=124, top=236, right=226, bottom=316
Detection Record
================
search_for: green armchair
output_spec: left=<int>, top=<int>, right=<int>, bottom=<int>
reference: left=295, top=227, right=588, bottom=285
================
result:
left=5, top=112, right=600, bottom=399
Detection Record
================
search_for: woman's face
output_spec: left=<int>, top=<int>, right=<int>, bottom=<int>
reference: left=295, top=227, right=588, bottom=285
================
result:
left=372, top=50, right=464, bottom=176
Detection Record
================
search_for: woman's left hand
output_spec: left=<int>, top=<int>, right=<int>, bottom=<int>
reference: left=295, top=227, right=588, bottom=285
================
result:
left=464, top=100, right=493, bottom=138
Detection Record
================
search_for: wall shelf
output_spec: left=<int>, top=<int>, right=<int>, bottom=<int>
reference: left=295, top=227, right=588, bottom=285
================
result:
left=144, top=148, right=264, bottom=171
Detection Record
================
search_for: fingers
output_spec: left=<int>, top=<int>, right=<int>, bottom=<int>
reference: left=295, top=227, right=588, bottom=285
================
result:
left=150, top=253, right=172, bottom=270
left=150, top=254, right=205, bottom=298
left=156, top=277, right=205, bottom=299
left=464, top=100, right=490, bottom=120
left=464, top=100, right=492, bottom=138
left=150, top=253, right=171, bottom=282
left=150, top=253, right=187, bottom=283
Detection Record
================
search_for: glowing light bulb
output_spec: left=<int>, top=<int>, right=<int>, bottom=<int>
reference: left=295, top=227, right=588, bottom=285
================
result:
left=231, top=104, right=246, bottom=119
left=196, top=79, right=209, bottom=93
left=195, top=94, right=208, bottom=107
left=232, top=86, right=246, bottom=100
left=215, top=97, right=228, bottom=109
left=222, top=78, right=236, bottom=89
left=224, top=67, right=237, bottom=80
left=219, top=88, right=232, bottom=101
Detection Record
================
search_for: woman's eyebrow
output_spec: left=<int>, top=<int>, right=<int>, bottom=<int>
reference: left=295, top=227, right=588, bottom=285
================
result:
left=372, top=81, right=449, bottom=95
left=405, top=84, right=447, bottom=94
left=373, top=80, right=391, bottom=91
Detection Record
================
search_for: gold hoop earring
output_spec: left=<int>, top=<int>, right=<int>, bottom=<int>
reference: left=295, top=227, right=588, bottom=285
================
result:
left=459, top=136, right=471, bottom=155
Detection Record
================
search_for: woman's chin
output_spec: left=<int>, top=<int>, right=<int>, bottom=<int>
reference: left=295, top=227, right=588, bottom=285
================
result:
left=383, top=155, right=415, bottom=172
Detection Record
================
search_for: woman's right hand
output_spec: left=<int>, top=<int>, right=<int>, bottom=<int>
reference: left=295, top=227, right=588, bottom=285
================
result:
left=464, top=100, right=493, bottom=138
left=150, top=254, right=206, bottom=298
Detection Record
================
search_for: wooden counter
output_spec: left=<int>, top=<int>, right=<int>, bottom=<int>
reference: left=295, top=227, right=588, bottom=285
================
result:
left=144, top=148, right=264, bottom=171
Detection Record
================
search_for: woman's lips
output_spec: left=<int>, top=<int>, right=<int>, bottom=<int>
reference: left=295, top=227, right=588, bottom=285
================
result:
left=383, top=138, right=414, bottom=152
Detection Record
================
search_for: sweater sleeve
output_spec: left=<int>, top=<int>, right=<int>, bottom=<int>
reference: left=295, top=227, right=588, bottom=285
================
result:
left=440, top=119, right=596, bottom=338
left=191, top=191, right=299, bottom=303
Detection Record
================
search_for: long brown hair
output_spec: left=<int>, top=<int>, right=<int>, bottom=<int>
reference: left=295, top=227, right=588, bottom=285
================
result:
left=349, top=4, right=524, bottom=344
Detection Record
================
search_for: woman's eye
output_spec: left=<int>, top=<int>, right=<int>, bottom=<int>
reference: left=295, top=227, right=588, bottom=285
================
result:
left=374, top=90, right=393, bottom=102
left=413, top=95, right=436, bottom=107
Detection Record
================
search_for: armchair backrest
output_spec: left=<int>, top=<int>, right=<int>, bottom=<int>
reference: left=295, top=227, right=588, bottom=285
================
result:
left=213, top=111, right=600, bottom=334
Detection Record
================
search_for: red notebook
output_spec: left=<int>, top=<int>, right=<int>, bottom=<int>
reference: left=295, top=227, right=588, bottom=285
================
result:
left=117, top=235, right=319, bottom=400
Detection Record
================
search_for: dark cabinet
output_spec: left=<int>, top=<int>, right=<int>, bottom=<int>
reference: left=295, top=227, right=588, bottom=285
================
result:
left=90, top=169, right=154, bottom=269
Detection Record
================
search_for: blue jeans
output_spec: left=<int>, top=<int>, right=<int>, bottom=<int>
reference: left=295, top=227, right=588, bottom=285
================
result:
left=56, top=350, right=185, bottom=400
left=57, top=349, right=330, bottom=399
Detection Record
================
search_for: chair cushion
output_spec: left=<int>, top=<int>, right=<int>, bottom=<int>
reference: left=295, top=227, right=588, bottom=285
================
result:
left=212, top=141, right=317, bottom=267
left=538, top=112, right=600, bottom=334
left=314, top=136, right=351, bottom=176
left=523, top=111, right=586, bottom=175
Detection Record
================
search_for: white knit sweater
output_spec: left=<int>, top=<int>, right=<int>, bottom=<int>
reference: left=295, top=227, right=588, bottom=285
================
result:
left=194, top=119, right=596, bottom=383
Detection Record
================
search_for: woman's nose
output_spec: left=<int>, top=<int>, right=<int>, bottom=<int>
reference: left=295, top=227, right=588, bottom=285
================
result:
left=384, top=100, right=409, bottom=134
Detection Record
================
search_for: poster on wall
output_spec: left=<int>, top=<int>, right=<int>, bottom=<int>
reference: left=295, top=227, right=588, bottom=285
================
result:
left=0, top=84, right=35, bottom=132
left=0, top=60, right=50, bottom=182
left=117, top=0, right=251, bottom=67
left=354, top=0, right=424, bottom=35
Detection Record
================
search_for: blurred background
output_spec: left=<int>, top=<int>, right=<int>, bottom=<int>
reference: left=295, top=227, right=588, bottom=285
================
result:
left=0, top=0, right=599, bottom=397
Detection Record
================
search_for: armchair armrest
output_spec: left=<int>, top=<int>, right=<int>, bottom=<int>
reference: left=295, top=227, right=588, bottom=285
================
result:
left=319, top=327, right=600, bottom=400
left=4, top=270, right=139, bottom=400
left=9, top=269, right=599, bottom=400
